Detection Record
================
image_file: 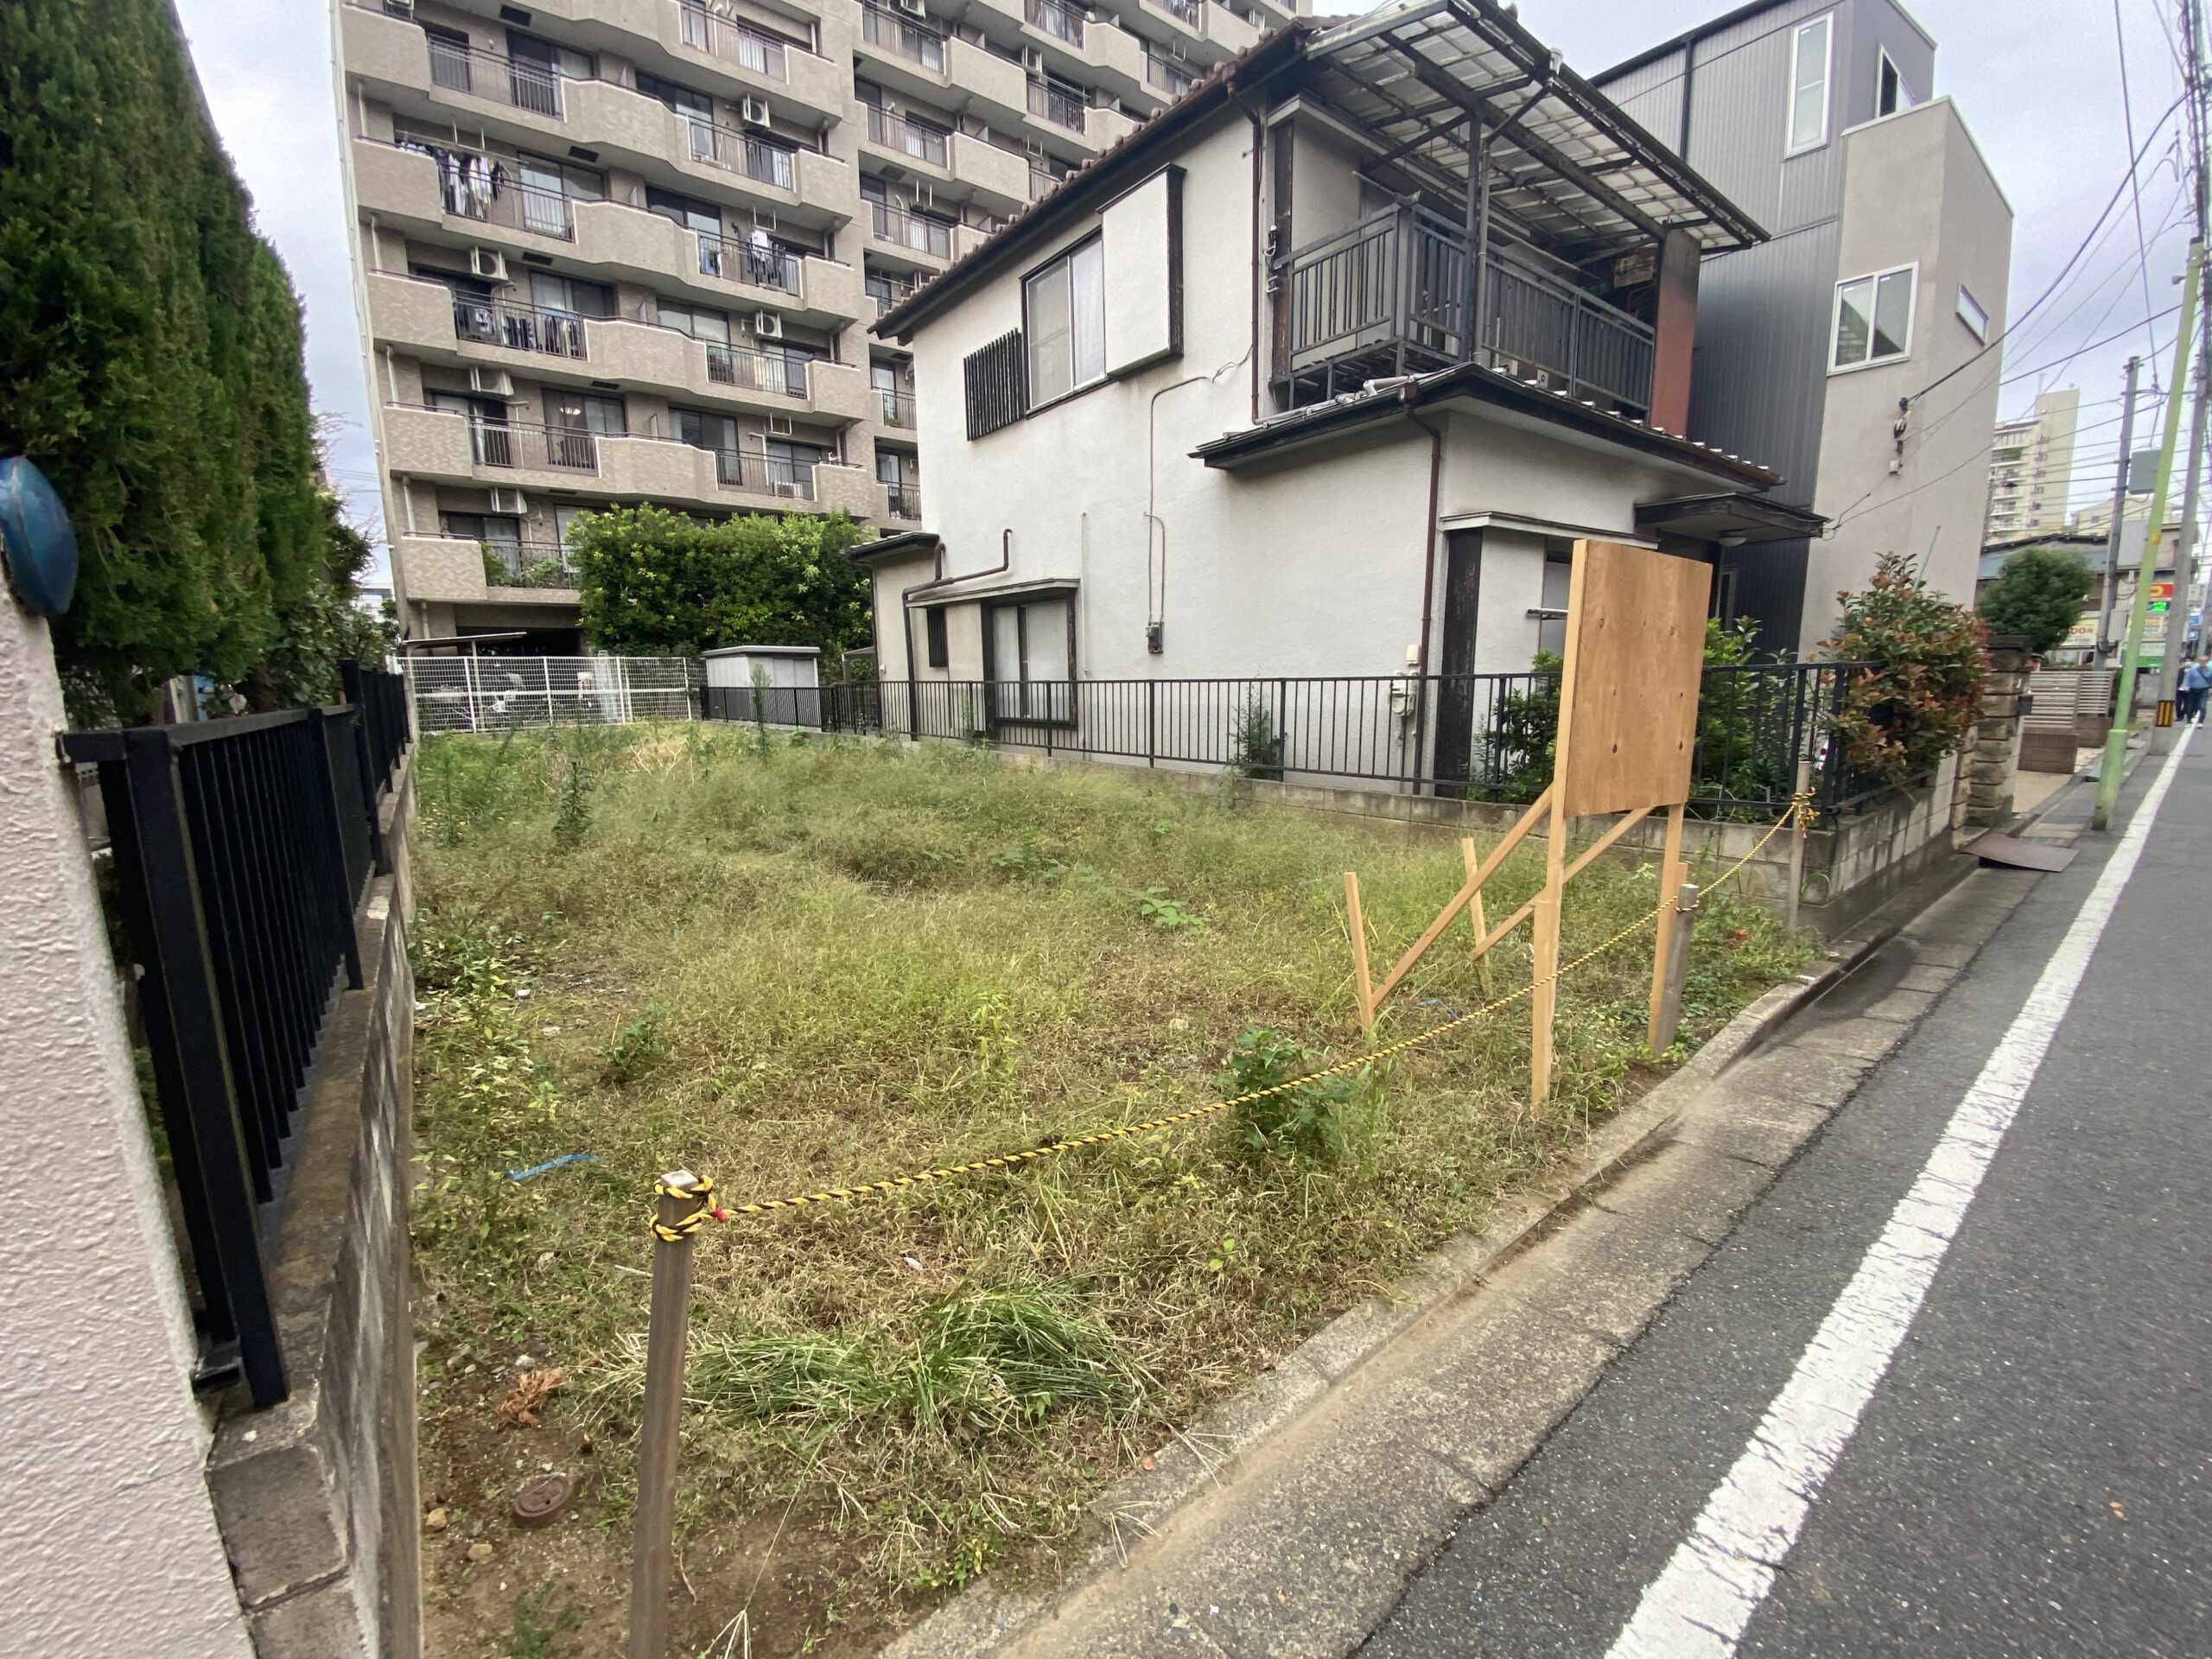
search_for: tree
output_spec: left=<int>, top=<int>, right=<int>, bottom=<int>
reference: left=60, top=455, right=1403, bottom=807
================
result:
left=1824, top=552, right=1987, bottom=791
left=1977, top=545, right=2094, bottom=656
left=238, top=494, right=398, bottom=711
left=571, top=505, right=871, bottom=666
left=1, top=0, right=337, bottom=722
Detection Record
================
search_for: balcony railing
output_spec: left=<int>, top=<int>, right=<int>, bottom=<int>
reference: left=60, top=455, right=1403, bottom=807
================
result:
left=676, top=1, right=791, bottom=79
left=1029, top=165, right=1063, bottom=200
left=870, top=201, right=957, bottom=259
left=451, top=297, right=589, bottom=359
left=481, top=538, right=581, bottom=587
left=696, top=230, right=802, bottom=294
left=1149, top=0, right=1201, bottom=26
left=868, top=279, right=918, bottom=319
left=711, top=448, right=817, bottom=499
left=706, top=344, right=810, bottom=397
left=861, top=4, right=946, bottom=72
left=865, top=104, right=949, bottom=168
left=1027, top=79, right=1086, bottom=131
left=878, top=387, right=914, bottom=426
left=404, top=140, right=578, bottom=238
left=425, top=36, right=568, bottom=116
left=884, top=483, right=923, bottom=519
left=1280, top=204, right=1656, bottom=412
left=461, top=417, right=603, bottom=474
left=1027, top=0, right=1084, bottom=46
left=681, top=120, right=798, bottom=189
left=1147, top=54, right=1194, bottom=95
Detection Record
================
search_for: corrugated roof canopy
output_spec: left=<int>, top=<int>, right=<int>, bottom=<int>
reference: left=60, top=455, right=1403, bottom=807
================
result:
left=1306, top=0, right=1764, bottom=261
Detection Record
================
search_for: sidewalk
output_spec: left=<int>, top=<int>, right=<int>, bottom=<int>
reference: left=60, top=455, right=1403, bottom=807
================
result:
left=887, top=862, right=2035, bottom=1659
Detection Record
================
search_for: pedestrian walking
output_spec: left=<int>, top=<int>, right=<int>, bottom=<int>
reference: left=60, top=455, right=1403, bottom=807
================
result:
left=2183, top=658, right=2211, bottom=723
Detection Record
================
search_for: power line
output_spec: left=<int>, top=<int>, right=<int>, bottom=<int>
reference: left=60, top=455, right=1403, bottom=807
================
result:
left=2001, top=302, right=2186, bottom=386
left=2115, top=0, right=2171, bottom=377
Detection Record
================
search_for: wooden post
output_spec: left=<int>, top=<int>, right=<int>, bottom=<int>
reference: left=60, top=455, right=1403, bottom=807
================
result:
left=629, top=1171, right=704, bottom=1659
left=1344, top=872, right=1376, bottom=1035
left=1649, top=882, right=1700, bottom=1052
left=1530, top=798, right=1565, bottom=1103
left=1646, top=800, right=1688, bottom=1048
left=1786, top=758, right=1812, bottom=935
left=1461, top=836, right=1495, bottom=996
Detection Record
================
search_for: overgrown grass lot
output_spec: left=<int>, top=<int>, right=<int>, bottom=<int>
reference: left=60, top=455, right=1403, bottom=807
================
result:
left=410, top=726, right=1804, bottom=1657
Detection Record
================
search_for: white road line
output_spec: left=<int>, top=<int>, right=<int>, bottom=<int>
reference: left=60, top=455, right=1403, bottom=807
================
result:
left=1605, top=731, right=2194, bottom=1659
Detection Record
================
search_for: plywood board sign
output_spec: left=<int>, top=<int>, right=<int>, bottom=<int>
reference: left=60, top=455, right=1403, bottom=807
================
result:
left=1556, top=542, right=1709, bottom=819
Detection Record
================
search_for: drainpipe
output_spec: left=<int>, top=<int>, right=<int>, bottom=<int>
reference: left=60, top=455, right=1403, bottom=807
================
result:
left=1405, top=397, right=1446, bottom=794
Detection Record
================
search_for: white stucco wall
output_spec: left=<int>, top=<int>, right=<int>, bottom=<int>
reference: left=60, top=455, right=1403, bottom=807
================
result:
left=1807, top=99, right=2013, bottom=641
left=0, top=603, right=254, bottom=1659
left=899, top=111, right=1742, bottom=690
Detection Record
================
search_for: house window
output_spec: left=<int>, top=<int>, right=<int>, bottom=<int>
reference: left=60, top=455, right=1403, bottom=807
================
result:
left=1831, top=264, right=1916, bottom=370
left=1956, top=284, right=1990, bottom=342
left=988, top=596, right=1074, bottom=723
left=963, top=327, right=1027, bottom=438
left=657, top=296, right=732, bottom=343
left=1023, top=236, right=1104, bottom=405
left=1787, top=16, right=1832, bottom=154
left=1876, top=48, right=1916, bottom=117
left=924, top=606, right=949, bottom=668
left=528, top=270, right=613, bottom=317
left=547, top=390, right=626, bottom=434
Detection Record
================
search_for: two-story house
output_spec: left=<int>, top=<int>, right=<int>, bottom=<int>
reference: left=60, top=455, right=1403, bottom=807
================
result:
left=863, top=0, right=1828, bottom=788
left=1595, top=0, right=2014, bottom=651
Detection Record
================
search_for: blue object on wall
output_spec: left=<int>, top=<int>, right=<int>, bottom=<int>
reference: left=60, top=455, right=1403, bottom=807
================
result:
left=0, top=457, right=79, bottom=617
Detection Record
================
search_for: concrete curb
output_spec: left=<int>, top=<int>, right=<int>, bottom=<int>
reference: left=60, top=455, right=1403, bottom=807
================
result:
left=880, top=868, right=1963, bottom=1659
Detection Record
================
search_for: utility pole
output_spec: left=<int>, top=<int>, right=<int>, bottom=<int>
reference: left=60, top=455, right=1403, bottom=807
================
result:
left=2096, top=237, right=2203, bottom=830
left=2159, top=0, right=2212, bottom=707
left=2096, top=355, right=2145, bottom=668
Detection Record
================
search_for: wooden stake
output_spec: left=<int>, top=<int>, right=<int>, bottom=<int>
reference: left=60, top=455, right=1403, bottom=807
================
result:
left=1344, top=873, right=1376, bottom=1035
left=1530, top=793, right=1565, bottom=1103
left=1368, top=786, right=1550, bottom=1008
left=1786, top=758, right=1813, bottom=936
left=1461, top=837, right=1495, bottom=996
left=1647, top=800, right=1688, bottom=1049
left=629, top=1172, right=703, bottom=1659
left=1649, top=882, right=1700, bottom=1052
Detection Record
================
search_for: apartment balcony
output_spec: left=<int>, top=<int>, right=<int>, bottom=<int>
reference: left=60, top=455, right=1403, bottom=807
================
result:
left=857, top=8, right=1034, bottom=129
left=1278, top=204, right=1656, bottom=414
left=857, top=106, right=1032, bottom=213
left=392, top=535, right=582, bottom=607
left=350, top=139, right=863, bottom=327
left=383, top=404, right=875, bottom=518
left=864, top=202, right=986, bottom=272
left=880, top=483, right=923, bottom=522
left=1200, top=2, right=1262, bottom=57
left=667, top=0, right=850, bottom=116
left=874, top=386, right=918, bottom=431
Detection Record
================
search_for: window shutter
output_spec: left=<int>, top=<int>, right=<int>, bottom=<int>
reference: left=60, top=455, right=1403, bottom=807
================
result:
left=963, top=327, right=1028, bottom=439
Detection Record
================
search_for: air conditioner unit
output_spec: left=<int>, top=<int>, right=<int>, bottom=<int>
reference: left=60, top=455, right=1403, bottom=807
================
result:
left=753, top=310, right=785, bottom=339
left=470, top=247, right=509, bottom=282
left=489, top=488, right=528, bottom=515
left=772, top=480, right=804, bottom=498
left=741, top=95, right=772, bottom=126
left=768, top=413, right=794, bottom=435
left=1021, top=45, right=1045, bottom=71
left=468, top=367, right=515, bottom=397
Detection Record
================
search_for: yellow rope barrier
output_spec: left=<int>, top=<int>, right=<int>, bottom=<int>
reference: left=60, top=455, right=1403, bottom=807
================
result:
left=680, top=794, right=1815, bottom=1228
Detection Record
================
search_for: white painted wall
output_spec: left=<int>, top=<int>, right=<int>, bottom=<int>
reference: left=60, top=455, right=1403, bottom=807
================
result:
left=0, top=603, right=253, bottom=1659
left=1807, top=99, right=2013, bottom=641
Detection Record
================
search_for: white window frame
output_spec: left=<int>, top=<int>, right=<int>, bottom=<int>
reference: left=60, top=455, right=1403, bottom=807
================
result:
left=1829, top=261, right=1919, bottom=372
left=1876, top=45, right=1916, bottom=117
left=1786, top=15, right=1834, bottom=156
left=1955, top=283, right=1989, bottom=343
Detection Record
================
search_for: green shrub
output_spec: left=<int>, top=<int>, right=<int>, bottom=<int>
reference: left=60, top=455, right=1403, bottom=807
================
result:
left=1219, top=1026, right=1363, bottom=1164
left=1826, top=551, right=1987, bottom=790
left=1978, top=545, right=2096, bottom=656
left=599, top=1005, right=668, bottom=1085
left=550, top=753, right=592, bottom=853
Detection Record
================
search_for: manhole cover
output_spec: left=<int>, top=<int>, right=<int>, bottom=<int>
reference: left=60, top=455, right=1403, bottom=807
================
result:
left=512, top=1472, right=576, bottom=1528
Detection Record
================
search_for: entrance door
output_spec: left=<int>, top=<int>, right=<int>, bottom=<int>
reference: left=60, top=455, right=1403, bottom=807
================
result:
left=1432, top=528, right=1483, bottom=792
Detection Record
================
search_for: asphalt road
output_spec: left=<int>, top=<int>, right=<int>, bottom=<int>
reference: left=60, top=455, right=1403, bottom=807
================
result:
left=1361, top=734, right=2212, bottom=1658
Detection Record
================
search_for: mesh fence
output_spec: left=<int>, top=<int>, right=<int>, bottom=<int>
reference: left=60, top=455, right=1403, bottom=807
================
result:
left=404, top=656, right=697, bottom=734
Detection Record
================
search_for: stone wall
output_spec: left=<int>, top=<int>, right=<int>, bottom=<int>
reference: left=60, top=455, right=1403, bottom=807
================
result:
left=1955, top=636, right=2031, bottom=833
left=207, top=770, right=421, bottom=1659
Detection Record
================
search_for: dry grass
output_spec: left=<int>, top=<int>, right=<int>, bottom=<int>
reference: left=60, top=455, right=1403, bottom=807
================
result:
left=409, top=724, right=1804, bottom=1649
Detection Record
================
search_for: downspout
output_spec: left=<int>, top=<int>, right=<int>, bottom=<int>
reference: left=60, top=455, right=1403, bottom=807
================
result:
left=1405, top=397, right=1446, bottom=794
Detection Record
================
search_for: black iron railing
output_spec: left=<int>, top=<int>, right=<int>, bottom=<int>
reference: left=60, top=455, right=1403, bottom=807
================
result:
left=866, top=105, right=950, bottom=168
left=424, top=35, right=568, bottom=117
left=1027, top=78, right=1086, bottom=130
left=61, top=662, right=410, bottom=1409
left=871, top=201, right=957, bottom=258
left=706, top=343, right=810, bottom=397
left=697, top=230, right=802, bottom=294
left=677, top=1, right=791, bottom=79
left=701, top=664, right=1878, bottom=817
left=682, top=120, right=798, bottom=189
left=1027, top=0, right=1084, bottom=45
left=861, top=3, right=946, bottom=70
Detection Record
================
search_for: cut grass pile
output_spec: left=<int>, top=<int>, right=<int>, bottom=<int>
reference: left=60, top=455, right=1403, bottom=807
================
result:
left=410, top=725, right=1805, bottom=1649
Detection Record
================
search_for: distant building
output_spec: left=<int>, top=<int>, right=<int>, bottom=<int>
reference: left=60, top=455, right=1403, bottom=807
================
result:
left=1980, top=523, right=2185, bottom=664
left=1597, top=0, right=2014, bottom=652
left=1984, top=388, right=2081, bottom=540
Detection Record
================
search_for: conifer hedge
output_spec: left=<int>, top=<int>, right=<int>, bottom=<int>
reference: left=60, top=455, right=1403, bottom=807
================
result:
left=1, top=0, right=346, bottom=720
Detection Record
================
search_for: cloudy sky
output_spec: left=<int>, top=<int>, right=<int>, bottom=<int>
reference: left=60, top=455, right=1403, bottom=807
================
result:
left=171, top=0, right=2196, bottom=578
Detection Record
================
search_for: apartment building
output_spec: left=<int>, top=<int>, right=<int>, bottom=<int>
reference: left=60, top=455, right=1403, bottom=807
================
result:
left=1985, top=387, right=2082, bottom=540
left=1597, top=0, right=2013, bottom=653
left=334, top=0, right=1299, bottom=648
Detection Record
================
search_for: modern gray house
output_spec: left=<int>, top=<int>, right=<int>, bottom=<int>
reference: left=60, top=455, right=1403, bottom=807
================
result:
left=1597, top=0, right=2012, bottom=652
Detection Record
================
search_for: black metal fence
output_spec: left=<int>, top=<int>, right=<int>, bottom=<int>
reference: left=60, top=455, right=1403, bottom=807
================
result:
left=701, top=663, right=1877, bottom=819
left=61, top=662, right=411, bottom=1408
